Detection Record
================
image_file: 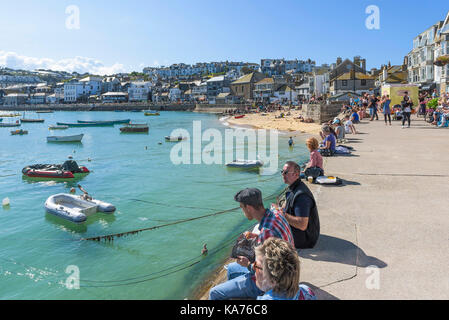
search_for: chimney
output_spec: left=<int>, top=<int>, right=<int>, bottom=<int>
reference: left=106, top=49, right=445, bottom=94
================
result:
left=354, top=56, right=361, bottom=67
left=361, top=59, right=366, bottom=72
left=336, top=57, right=342, bottom=65
left=382, top=66, right=388, bottom=82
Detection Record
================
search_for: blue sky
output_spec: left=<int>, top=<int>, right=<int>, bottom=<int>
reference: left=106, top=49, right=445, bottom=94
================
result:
left=0, top=0, right=447, bottom=74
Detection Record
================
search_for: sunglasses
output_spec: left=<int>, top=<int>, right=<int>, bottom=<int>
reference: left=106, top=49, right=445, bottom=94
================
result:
left=253, top=261, right=263, bottom=271
left=281, top=170, right=290, bottom=175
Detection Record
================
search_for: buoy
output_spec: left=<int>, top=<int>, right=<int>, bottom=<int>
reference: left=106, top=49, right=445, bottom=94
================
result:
left=73, top=150, right=76, bottom=153
left=88, top=158, right=92, bottom=162
left=2, top=197, right=10, bottom=207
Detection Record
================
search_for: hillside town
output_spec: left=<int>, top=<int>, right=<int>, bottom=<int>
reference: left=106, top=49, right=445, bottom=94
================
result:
left=1, top=11, right=448, bottom=108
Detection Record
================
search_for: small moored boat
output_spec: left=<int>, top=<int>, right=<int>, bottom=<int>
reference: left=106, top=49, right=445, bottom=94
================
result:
left=22, top=160, right=90, bottom=181
left=165, top=136, right=188, bottom=142
left=11, top=129, right=28, bottom=135
left=21, top=119, right=45, bottom=123
left=57, top=122, right=114, bottom=127
left=44, top=193, right=115, bottom=224
left=77, top=119, right=131, bottom=125
left=120, top=123, right=149, bottom=133
left=49, top=125, right=69, bottom=130
left=226, top=159, right=264, bottom=169
left=144, top=112, right=160, bottom=116
left=36, top=110, right=54, bottom=113
left=0, top=121, right=21, bottom=127
left=234, top=115, right=245, bottom=119
left=47, top=134, right=84, bottom=142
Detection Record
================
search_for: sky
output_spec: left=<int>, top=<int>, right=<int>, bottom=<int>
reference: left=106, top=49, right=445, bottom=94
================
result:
left=0, top=0, right=448, bottom=75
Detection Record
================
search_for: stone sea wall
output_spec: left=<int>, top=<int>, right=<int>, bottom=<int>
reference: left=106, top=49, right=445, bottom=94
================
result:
left=301, top=103, right=342, bottom=123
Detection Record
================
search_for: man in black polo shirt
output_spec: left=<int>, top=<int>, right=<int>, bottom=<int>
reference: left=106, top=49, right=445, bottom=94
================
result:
left=281, top=161, right=320, bottom=249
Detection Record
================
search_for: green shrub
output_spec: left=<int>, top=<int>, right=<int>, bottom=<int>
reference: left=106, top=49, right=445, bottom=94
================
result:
left=427, top=98, right=439, bottom=109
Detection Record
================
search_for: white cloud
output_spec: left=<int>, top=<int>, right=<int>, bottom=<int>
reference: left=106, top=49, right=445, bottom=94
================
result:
left=0, top=51, right=127, bottom=75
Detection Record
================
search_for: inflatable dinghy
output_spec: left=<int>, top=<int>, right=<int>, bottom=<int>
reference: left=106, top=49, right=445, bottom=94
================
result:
left=226, top=159, right=264, bottom=169
left=45, top=193, right=115, bottom=223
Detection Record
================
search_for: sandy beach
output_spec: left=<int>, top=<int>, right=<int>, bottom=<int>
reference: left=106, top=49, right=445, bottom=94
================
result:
left=226, top=110, right=323, bottom=136
left=194, top=114, right=449, bottom=300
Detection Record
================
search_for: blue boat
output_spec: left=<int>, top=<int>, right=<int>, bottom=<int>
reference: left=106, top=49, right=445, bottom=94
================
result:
left=57, top=122, right=115, bottom=127
left=77, top=119, right=131, bottom=125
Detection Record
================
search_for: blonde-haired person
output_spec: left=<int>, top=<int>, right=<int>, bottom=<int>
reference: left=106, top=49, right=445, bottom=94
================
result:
left=255, top=237, right=316, bottom=300
left=304, top=137, right=324, bottom=179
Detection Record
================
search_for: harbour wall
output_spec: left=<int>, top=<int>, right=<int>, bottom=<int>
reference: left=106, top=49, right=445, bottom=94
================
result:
left=0, top=103, right=196, bottom=112
left=301, top=103, right=342, bottom=123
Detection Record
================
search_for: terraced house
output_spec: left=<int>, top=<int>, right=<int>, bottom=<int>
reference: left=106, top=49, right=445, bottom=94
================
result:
left=408, top=11, right=449, bottom=94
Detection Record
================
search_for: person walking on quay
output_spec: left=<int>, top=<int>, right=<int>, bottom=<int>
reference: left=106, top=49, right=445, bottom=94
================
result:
left=401, top=92, right=413, bottom=128
left=369, top=94, right=379, bottom=121
left=418, top=93, right=428, bottom=120
left=281, top=161, right=320, bottom=250
left=255, top=238, right=316, bottom=300
left=382, top=94, right=392, bottom=125
left=208, top=188, right=294, bottom=300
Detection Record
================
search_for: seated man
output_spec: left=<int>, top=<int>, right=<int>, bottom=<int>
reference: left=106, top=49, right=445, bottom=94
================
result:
left=209, top=188, right=294, bottom=300
left=350, top=109, right=360, bottom=124
left=281, top=161, right=320, bottom=250
left=344, top=115, right=357, bottom=134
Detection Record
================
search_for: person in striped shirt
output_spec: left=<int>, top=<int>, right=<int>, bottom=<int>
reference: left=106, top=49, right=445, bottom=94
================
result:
left=209, top=188, right=294, bottom=300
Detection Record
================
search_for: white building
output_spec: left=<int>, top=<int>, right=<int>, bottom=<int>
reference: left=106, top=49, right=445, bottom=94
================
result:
left=64, top=80, right=86, bottom=102
left=29, top=93, right=47, bottom=104
left=128, top=82, right=152, bottom=101
left=272, top=84, right=298, bottom=103
left=169, top=85, right=182, bottom=102
left=79, top=76, right=102, bottom=95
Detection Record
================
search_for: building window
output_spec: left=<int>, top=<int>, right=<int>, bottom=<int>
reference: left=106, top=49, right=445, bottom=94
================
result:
left=342, top=80, right=348, bottom=86
left=361, top=79, right=367, bottom=86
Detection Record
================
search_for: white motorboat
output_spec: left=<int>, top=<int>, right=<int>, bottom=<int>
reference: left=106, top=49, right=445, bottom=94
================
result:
left=44, top=193, right=115, bottom=223
left=226, top=159, right=264, bottom=169
left=165, top=136, right=188, bottom=142
left=0, top=121, right=21, bottom=127
left=47, top=134, right=84, bottom=142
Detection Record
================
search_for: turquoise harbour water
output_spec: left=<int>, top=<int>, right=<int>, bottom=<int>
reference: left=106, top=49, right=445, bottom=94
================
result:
left=0, top=111, right=309, bottom=299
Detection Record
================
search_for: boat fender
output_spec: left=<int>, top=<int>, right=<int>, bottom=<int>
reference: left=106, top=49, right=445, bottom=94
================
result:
left=81, top=166, right=90, bottom=173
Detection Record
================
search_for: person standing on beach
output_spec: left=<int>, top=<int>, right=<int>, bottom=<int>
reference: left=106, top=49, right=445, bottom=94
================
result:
left=281, top=161, right=320, bottom=250
left=208, top=188, right=294, bottom=300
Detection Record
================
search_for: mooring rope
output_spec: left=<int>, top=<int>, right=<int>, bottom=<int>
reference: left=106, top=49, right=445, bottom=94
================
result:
left=81, top=190, right=280, bottom=242
left=0, top=226, right=250, bottom=288
left=80, top=229, right=245, bottom=287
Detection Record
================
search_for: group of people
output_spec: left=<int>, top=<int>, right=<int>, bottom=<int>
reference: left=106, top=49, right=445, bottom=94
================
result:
left=209, top=161, right=320, bottom=300
left=423, top=91, right=449, bottom=128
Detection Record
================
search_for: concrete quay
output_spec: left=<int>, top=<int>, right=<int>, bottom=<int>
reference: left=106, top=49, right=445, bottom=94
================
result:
left=195, top=115, right=449, bottom=300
